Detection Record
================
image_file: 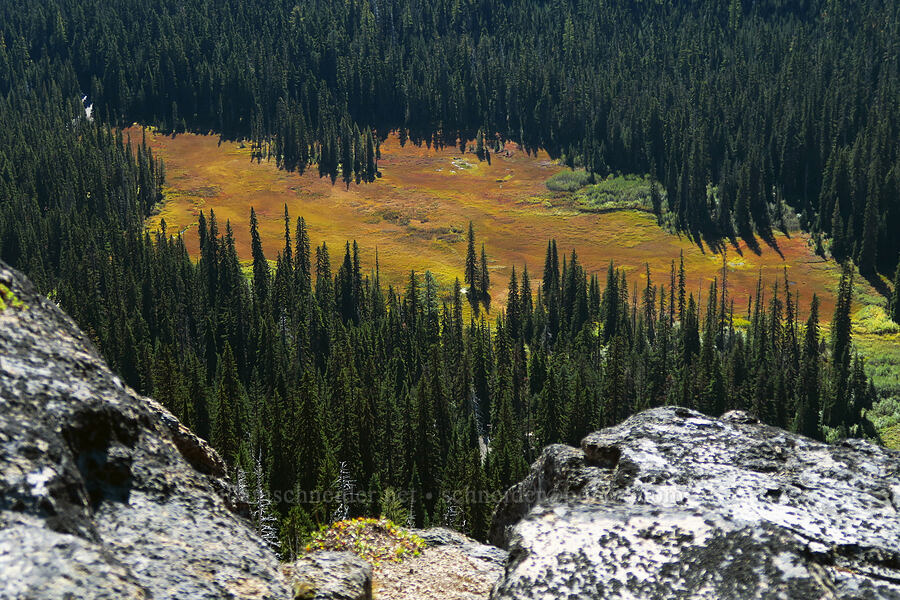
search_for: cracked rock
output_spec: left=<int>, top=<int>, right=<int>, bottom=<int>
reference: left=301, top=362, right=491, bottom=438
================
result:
left=490, top=406, right=900, bottom=600
left=0, top=260, right=290, bottom=599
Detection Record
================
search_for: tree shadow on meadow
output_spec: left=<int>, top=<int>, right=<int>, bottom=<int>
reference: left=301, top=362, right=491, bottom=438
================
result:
left=733, top=226, right=784, bottom=260
left=860, top=269, right=891, bottom=300
left=757, top=227, right=784, bottom=260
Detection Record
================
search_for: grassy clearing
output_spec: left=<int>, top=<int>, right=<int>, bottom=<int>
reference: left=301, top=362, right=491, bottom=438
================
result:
left=572, top=174, right=658, bottom=212
left=853, top=305, right=900, bottom=336
left=847, top=305, right=900, bottom=448
left=138, top=127, right=900, bottom=443
left=859, top=335, right=900, bottom=394
left=138, top=127, right=877, bottom=321
left=545, top=168, right=592, bottom=192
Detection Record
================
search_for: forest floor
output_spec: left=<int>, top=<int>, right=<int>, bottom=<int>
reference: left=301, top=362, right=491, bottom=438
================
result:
left=133, top=126, right=899, bottom=447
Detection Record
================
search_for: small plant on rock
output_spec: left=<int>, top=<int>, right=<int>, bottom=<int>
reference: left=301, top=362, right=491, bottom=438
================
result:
left=304, top=517, right=425, bottom=566
left=0, top=284, right=25, bottom=313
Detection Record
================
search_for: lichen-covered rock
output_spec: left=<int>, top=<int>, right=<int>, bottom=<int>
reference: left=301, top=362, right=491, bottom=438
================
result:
left=487, top=444, right=610, bottom=548
left=0, top=260, right=290, bottom=599
left=286, top=552, right=372, bottom=600
left=495, top=504, right=838, bottom=599
left=490, top=406, right=900, bottom=600
left=413, top=527, right=508, bottom=567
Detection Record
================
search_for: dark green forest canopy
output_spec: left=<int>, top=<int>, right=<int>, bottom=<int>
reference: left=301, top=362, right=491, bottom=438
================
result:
left=1, top=0, right=898, bottom=272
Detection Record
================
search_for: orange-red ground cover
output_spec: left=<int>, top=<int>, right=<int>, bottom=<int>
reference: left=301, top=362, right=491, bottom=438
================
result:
left=136, top=127, right=871, bottom=318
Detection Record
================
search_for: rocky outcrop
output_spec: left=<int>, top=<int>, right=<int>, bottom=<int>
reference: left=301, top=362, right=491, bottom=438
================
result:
left=490, top=407, right=900, bottom=600
left=0, top=260, right=290, bottom=599
left=285, top=552, right=372, bottom=600
left=413, top=527, right=508, bottom=568
left=376, top=528, right=506, bottom=600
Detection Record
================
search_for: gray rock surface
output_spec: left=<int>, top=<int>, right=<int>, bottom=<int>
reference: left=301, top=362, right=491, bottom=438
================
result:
left=286, top=551, right=372, bottom=600
left=413, top=527, right=508, bottom=567
left=490, top=406, right=900, bottom=600
left=0, top=261, right=290, bottom=599
left=377, top=529, right=505, bottom=600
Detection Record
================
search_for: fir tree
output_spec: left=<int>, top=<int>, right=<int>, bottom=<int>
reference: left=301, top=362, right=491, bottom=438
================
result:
left=212, top=342, right=242, bottom=462
left=677, top=251, right=686, bottom=322
left=465, top=222, right=479, bottom=313
left=475, top=129, right=486, bottom=161
left=521, top=266, right=534, bottom=342
left=353, top=125, right=364, bottom=185
left=480, top=244, right=491, bottom=311
left=794, top=295, right=821, bottom=439
left=857, top=184, right=878, bottom=274
left=249, top=207, right=270, bottom=307
left=488, top=385, right=527, bottom=490
left=364, top=127, right=376, bottom=182
left=380, top=487, right=408, bottom=525
left=825, top=266, right=854, bottom=429
left=294, top=364, right=322, bottom=493
left=340, top=118, right=353, bottom=188
left=507, top=267, right=520, bottom=340
left=295, top=217, right=312, bottom=300
left=830, top=198, right=846, bottom=261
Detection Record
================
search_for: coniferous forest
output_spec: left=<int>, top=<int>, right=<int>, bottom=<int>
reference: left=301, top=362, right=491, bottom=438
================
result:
left=0, top=0, right=898, bottom=554
left=2, top=0, right=899, bottom=274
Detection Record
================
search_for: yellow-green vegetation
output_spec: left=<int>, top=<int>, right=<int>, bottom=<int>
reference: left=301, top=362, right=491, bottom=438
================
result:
left=572, top=174, right=658, bottom=212
left=139, top=127, right=875, bottom=321
left=853, top=305, right=900, bottom=335
left=732, top=316, right=751, bottom=331
left=857, top=333, right=900, bottom=395
left=0, top=283, right=25, bottom=313
left=854, top=308, right=900, bottom=449
left=545, top=168, right=592, bottom=192
left=304, top=517, right=425, bottom=566
left=880, top=424, right=900, bottom=450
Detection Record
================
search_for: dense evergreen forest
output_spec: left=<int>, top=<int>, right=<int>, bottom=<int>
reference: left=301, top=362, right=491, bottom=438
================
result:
left=0, top=86, right=880, bottom=550
left=0, top=0, right=897, bottom=555
left=2, top=0, right=898, bottom=274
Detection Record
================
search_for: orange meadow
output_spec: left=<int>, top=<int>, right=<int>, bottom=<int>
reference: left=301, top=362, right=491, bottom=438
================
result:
left=136, top=127, right=873, bottom=319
